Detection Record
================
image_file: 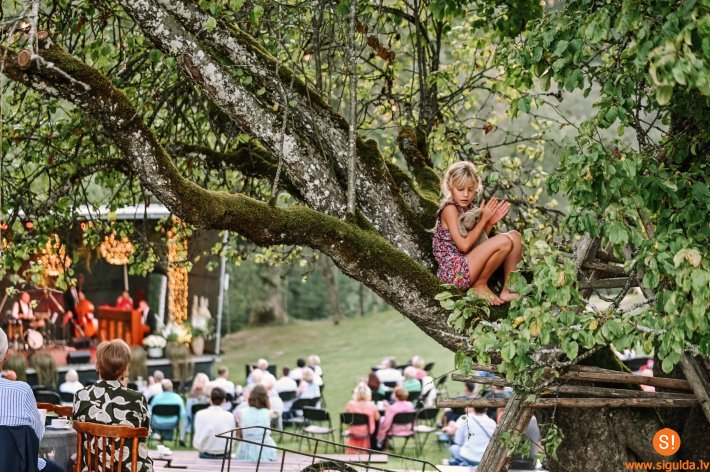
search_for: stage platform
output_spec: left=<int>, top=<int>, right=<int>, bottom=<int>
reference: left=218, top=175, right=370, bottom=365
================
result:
left=12, top=345, right=216, bottom=386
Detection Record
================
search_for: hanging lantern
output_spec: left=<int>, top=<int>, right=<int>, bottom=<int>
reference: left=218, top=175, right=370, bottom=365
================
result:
left=39, top=234, right=72, bottom=277
left=167, top=218, right=189, bottom=325
left=100, top=232, right=134, bottom=265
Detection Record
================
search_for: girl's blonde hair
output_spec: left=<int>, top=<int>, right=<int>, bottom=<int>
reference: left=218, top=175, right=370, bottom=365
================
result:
left=441, top=161, right=482, bottom=203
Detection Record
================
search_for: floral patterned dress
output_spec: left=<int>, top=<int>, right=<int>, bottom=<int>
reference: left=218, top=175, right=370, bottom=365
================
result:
left=73, top=379, right=153, bottom=472
left=432, top=201, right=475, bottom=290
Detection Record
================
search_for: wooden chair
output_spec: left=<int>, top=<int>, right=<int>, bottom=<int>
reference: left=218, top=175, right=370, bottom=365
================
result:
left=73, top=421, right=148, bottom=472
left=37, top=402, right=73, bottom=418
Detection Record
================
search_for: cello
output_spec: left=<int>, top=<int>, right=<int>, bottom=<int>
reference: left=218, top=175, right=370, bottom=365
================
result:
left=73, top=275, right=97, bottom=338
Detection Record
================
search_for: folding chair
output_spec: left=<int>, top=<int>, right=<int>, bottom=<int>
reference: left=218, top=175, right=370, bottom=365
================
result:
left=35, top=390, right=61, bottom=405
left=278, top=390, right=297, bottom=402
left=339, top=412, right=371, bottom=451
left=414, top=408, right=440, bottom=451
left=300, top=406, right=335, bottom=452
left=387, top=411, right=417, bottom=454
left=188, top=402, right=210, bottom=444
left=283, top=398, right=311, bottom=431
left=407, top=390, right=421, bottom=408
left=73, top=421, right=148, bottom=472
left=318, top=384, right=327, bottom=408
left=434, top=374, right=448, bottom=397
left=423, top=362, right=435, bottom=373
left=150, top=404, right=181, bottom=447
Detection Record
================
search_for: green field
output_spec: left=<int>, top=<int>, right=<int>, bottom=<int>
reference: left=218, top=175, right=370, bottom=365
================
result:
left=216, top=309, right=465, bottom=465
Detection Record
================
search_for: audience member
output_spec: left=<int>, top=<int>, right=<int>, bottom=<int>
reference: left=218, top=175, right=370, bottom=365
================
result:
left=375, top=357, right=403, bottom=385
left=367, top=371, right=381, bottom=394
left=483, top=385, right=511, bottom=422
left=209, top=366, right=235, bottom=396
left=410, top=356, right=428, bottom=380
left=307, top=354, right=323, bottom=378
left=149, top=379, right=186, bottom=441
left=248, top=359, right=276, bottom=386
left=275, top=368, right=298, bottom=393
left=402, top=366, right=422, bottom=395
left=261, top=376, right=284, bottom=430
left=73, top=339, right=152, bottom=472
left=448, top=406, right=496, bottom=467
left=344, top=383, right=380, bottom=452
left=296, top=368, right=320, bottom=400
left=443, top=381, right=475, bottom=425
left=192, top=387, right=236, bottom=459
left=0, top=328, right=64, bottom=472
left=235, top=385, right=277, bottom=462
left=3, top=369, right=17, bottom=381
left=289, top=358, right=306, bottom=381
left=143, top=370, right=164, bottom=401
left=59, top=369, right=84, bottom=395
left=376, top=387, right=415, bottom=449
left=181, top=373, right=210, bottom=445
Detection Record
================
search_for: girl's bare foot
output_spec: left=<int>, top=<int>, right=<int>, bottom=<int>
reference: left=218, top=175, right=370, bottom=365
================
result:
left=473, top=284, right=504, bottom=306
left=499, top=290, right=520, bottom=302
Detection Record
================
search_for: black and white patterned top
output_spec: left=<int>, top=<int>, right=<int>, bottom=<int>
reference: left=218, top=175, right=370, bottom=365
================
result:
left=73, top=379, right=153, bottom=472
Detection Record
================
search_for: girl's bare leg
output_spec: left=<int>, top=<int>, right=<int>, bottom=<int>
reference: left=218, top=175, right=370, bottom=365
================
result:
left=466, top=235, right=514, bottom=305
left=500, top=230, right=522, bottom=302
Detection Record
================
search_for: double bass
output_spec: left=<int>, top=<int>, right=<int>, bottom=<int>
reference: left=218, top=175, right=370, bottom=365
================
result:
left=75, top=296, right=97, bottom=338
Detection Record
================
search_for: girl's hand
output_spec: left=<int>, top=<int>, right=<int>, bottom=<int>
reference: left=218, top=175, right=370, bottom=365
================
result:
left=488, top=200, right=510, bottom=225
left=480, top=197, right=498, bottom=222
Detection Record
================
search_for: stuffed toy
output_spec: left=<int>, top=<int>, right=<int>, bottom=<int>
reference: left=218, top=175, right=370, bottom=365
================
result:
left=457, top=207, right=489, bottom=245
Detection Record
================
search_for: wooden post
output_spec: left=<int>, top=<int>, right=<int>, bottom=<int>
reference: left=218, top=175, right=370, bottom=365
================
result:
left=476, top=393, right=534, bottom=472
left=679, top=354, right=710, bottom=424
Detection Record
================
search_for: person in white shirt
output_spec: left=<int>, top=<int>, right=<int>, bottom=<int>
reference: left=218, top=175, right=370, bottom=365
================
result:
left=58, top=369, right=83, bottom=396
left=375, top=357, right=403, bottom=384
left=296, top=368, right=320, bottom=400
left=192, top=387, right=237, bottom=459
left=288, top=359, right=306, bottom=381
left=248, top=359, right=276, bottom=386
left=307, top=354, right=323, bottom=378
left=209, top=366, right=236, bottom=397
left=261, top=376, right=284, bottom=430
left=143, top=370, right=164, bottom=401
left=275, top=368, right=298, bottom=393
left=449, top=407, right=497, bottom=466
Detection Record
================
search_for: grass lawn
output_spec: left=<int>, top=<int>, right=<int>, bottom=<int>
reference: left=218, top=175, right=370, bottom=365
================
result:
left=214, top=309, right=465, bottom=465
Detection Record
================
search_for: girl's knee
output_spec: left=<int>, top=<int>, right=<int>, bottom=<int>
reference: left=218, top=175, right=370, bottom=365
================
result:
left=496, top=233, right=514, bottom=250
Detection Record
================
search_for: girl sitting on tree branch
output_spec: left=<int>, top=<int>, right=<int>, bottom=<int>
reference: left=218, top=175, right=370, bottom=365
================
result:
left=433, top=161, right=522, bottom=305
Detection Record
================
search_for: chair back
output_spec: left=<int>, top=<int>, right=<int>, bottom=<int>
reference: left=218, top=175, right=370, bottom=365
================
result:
left=60, top=391, right=75, bottom=403
left=37, top=402, right=73, bottom=418
left=35, top=390, right=61, bottom=405
left=339, top=412, right=369, bottom=427
left=191, top=402, right=210, bottom=417
left=151, top=404, right=181, bottom=427
left=391, top=411, right=416, bottom=427
left=126, top=382, right=138, bottom=391
left=407, top=390, right=421, bottom=404
left=302, top=406, right=330, bottom=423
left=73, top=421, right=148, bottom=472
left=416, top=407, right=439, bottom=423
left=423, top=362, right=435, bottom=373
left=278, top=390, right=297, bottom=402
left=371, top=390, right=385, bottom=402
left=383, top=381, right=397, bottom=389
left=290, top=397, right=312, bottom=415
left=435, top=375, right=447, bottom=387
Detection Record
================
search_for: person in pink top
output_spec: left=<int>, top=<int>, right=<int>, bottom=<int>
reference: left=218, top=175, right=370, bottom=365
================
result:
left=344, top=383, right=380, bottom=452
left=376, top=387, right=415, bottom=449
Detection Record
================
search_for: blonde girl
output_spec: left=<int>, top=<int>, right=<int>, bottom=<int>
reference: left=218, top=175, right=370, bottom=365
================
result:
left=432, top=161, right=522, bottom=305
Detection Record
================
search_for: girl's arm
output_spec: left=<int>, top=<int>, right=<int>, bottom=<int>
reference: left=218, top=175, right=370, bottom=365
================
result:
left=441, top=199, right=497, bottom=253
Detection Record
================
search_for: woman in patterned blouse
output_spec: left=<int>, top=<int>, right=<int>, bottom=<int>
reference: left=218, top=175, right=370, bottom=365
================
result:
left=73, top=339, right=153, bottom=472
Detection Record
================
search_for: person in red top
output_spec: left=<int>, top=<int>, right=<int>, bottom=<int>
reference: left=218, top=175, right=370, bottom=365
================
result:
left=376, top=387, right=415, bottom=449
left=115, top=290, right=134, bottom=311
left=344, top=383, right=380, bottom=452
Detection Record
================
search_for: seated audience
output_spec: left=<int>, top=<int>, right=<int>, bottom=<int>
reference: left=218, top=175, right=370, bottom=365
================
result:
left=410, top=356, right=428, bottom=380
left=289, top=358, right=306, bottom=381
left=149, top=379, right=186, bottom=441
left=235, top=385, right=277, bottom=462
left=73, top=338, right=152, bottom=471
left=261, top=376, right=284, bottom=430
left=376, top=387, right=415, bottom=449
left=248, top=359, right=276, bottom=387
left=296, top=368, right=320, bottom=400
left=483, top=385, right=511, bottom=422
left=0, top=328, right=63, bottom=472
left=449, top=406, right=496, bottom=467
left=181, top=372, right=210, bottom=445
left=275, top=367, right=298, bottom=393
left=307, top=354, right=323, bottom=378
left=402, top=366, right=422, bottom=395
left=209, top=366, right=236, bottom=397
left=344, top=382, right=380, bottom=452
left=192, top=387, right=236, bottom=459
left=2, top=369, right=17, bottom=380
left=59, top=369, right=84, bottom=395
left=375, top=357, right=403, bottom=385
left=443, top=381, right=475, bottom=425
left=143, top=370, right=164, bottom=401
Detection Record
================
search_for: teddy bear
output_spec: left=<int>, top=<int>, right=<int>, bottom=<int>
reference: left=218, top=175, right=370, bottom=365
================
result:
left=457, top=207, right=489, bottom=245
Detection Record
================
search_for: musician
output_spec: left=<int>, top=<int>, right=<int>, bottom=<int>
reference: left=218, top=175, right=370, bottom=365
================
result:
left=115, top=290, right=134, bottom=311
left=138, top=300, right=158, bottom=335
left=62, top=274, right=82, bottom=337
left=11, top=291, right=43, bottom=330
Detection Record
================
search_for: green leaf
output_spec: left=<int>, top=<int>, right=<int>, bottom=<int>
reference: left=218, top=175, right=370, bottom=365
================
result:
left=204, top=17, right=217, bottom=32
left=656, top=85, right=673, bottom=106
